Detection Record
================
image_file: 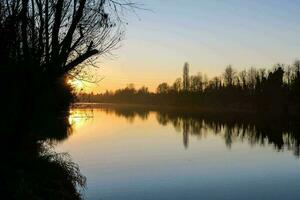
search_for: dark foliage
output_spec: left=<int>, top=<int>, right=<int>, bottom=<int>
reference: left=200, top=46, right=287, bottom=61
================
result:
left=0, top=1, right=134, bottom=199
left=1, top=106, right=85, bottom=199
left=0, top=0, right=133, bottom=121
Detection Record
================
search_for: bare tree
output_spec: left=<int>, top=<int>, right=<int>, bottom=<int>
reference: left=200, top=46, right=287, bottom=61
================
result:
left=223, top=65, right=236, bottom=87
left=190, top=73, right=203, bottom=92
left=294, top=60, right=300, bottom=79
left=0, top=0, right=135, bottom=80
left=285, top=65, right=292, bottom=86
left=239, top=70, right=247, bottom=89
left=208, top=76, right=221, bottom=90
left=247, top=67, right=258, bottom=91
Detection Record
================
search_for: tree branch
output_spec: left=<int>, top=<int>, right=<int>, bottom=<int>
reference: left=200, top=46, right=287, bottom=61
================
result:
left=60, top=0, right=86, bottom=60
left=63, top=49, right=98, bottom=73
left=51, top=0, right=64, bottom=59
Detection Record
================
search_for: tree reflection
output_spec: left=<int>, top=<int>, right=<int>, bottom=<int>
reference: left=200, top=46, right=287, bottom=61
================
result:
left=155, top=112, right=300, bottom=156
left=99, top=106, right=300, bottom=157
left=182, top=120, right=189, bottom=149
left=2, top=110, right=86, bottom=199
left=100, top=105, right=150, bottom=123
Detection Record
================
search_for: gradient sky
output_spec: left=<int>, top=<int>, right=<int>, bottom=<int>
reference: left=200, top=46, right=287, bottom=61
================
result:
left=82, top=0, right=300, bottom=93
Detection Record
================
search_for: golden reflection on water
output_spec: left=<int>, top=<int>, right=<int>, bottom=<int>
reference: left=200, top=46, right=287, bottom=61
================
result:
left=57, top=107, right=300, bottom=200
left=64, top=107, right=300, bottom=157
left=68, top=109, right=93, bottom=129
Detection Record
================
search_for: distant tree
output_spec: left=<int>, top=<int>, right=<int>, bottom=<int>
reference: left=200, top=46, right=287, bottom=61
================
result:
left=157, top=82, right=170, bottom=94
left=284, top=65, right=292, bottom=86
left=183, top=62, right=190, bottom=91
left=294, top=60, right=300, bottom=76
left=239, top=70, right=247, bottom=89
left=190, top=73, right=203, bottom=92
left=293, top=60, right=300, bottom=86
left=292, top=60, right=300, bottom=101
left=270, top=66, right=284, bottom=87
left=207, top=76, right=221, bottom=90
left=223, top=65, right=236, bottom=87
left=259, top=68, right=266, bottom=80
left=137, top=86, right=149, bottom=95
left=172, top=78, right=182, bottom=92
left=247, top=67, right=258, bottom=91
left=202, top=74, right=209, bottom=90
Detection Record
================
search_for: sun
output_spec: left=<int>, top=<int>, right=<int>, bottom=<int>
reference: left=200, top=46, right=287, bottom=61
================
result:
left=68, top=79, right=84, bottom=91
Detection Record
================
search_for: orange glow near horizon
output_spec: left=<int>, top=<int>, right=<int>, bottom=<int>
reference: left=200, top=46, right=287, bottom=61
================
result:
left=75, top=0, right=300, bottom=94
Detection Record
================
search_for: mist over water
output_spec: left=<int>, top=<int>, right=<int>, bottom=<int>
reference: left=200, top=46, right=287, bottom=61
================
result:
left=56, top=105, right=300, bottom=200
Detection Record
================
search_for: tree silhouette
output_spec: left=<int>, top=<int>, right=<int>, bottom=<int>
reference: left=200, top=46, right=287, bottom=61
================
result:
left=0, top=0, right=130, bottom=75
left=0, top=0, right=135, bottom=117
left=223, top=65, right=236, bottom=87
left=81, top=60, right=300, bottom=115
left=157, top=82, right=170, bottom=94
left=190, top=73, right=204, bottom=92
left=183, top=62, right=190, bottom=91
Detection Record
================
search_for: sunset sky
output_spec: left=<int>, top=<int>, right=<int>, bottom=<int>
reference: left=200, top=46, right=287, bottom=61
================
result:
left=81, top=0, right=300, bottom=93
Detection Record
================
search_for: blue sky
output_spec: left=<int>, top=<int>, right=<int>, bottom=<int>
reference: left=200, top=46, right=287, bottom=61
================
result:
left=86, top=0, right=300, bottom=92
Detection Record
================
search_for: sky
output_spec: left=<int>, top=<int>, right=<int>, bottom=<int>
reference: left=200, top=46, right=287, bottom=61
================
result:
left=80, top=0, right=300, bottom=93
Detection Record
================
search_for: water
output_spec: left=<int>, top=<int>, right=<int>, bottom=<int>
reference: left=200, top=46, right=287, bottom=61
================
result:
left=55, top=106, right=300, bottom=200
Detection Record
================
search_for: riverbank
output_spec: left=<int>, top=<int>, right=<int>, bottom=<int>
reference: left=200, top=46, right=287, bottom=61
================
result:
left=72, top=102, right=260, bottom=116
left=72, top=102, right=300, bottom=119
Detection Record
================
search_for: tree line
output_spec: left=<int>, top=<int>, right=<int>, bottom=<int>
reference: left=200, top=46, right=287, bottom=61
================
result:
left=79, top=61, right=300, bottom=115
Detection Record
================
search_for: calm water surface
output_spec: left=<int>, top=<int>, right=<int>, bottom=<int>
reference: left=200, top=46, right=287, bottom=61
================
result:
left=55, top=107, right=300, bottom=200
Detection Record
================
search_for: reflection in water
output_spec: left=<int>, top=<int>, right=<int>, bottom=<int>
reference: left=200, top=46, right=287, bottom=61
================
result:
left=183, top=120, right=189, bottom=149
left=7, top=104, right=297, bottom=199
left=69, top=109, right=94, bottom=129
left=96, top=106, right=300, bottom=157
left=2, top=110, right=86, bottom=199
left=58, top=106, right=300, bottom=200
left=101, top=106, right=150, bottom=123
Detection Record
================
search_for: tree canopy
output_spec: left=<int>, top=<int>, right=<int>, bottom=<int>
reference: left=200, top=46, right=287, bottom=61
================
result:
left=0, top=0, right=134, bottom=78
